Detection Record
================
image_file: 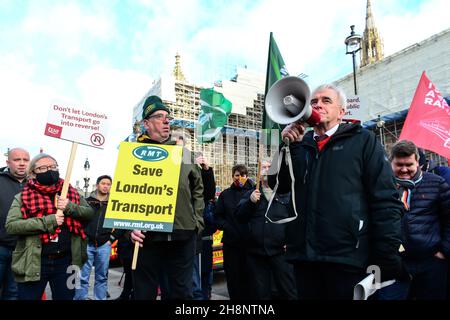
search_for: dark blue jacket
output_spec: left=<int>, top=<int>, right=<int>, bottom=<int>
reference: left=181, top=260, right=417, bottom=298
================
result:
left=401, top=172, right=450, bottom=259
left=432, top=166, right=450, bottom=185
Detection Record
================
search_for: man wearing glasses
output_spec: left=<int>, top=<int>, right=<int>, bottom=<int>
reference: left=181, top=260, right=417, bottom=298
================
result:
left=130, top=95, right=204, bottom=300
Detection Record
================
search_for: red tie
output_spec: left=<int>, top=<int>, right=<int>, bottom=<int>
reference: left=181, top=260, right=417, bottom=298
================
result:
left=314, top=134, right=328, bottom=142
left=315, top=134, right=330, bottom=151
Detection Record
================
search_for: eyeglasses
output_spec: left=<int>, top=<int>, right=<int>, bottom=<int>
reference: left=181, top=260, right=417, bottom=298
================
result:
left=146, top=114, right=174, bottom=122
left=34, top=164, right=58, bottom=173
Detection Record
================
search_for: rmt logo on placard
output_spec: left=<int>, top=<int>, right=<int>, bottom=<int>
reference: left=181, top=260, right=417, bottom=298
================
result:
left=45, top=123, right=62, bottom=138
left=132, top=146, right=168, bottom=162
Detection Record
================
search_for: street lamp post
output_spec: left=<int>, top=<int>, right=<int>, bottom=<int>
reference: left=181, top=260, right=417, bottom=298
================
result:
left=83, top=157, right=90, bottom=198
left=376, top=114, right=385, bottom=146
left=345, top=25, right=362, bottom=95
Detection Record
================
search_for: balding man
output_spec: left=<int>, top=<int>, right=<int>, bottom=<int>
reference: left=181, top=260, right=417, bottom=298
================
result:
left=0, top=148, right=30, bottom=300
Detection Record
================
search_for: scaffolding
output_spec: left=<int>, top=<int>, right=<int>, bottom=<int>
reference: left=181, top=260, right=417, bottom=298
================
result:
left=159, top=77, right=267, bottom=192
left=131, top=55, right=265, bottom=191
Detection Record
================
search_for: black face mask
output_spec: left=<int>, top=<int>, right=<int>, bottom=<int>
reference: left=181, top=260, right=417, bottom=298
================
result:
left=36, top=170, right=60, bottom=186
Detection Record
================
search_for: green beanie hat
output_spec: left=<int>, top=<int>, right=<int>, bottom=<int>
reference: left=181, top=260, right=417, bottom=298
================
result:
left=142, top=95, right=171, bottom=119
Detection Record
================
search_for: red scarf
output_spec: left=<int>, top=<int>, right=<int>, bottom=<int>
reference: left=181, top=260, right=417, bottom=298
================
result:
left=21, top=179, right=86, bottom=243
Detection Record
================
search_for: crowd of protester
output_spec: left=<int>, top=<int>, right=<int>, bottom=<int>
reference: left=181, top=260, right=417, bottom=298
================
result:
left=1, top=91, right=449, bottom=301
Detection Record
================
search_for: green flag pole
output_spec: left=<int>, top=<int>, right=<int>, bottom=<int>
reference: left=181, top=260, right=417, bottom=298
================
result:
left=262, top=32, right=288, bottom=149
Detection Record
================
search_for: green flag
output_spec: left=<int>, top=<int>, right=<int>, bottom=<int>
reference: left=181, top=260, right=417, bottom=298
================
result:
left=262, top=32, right=289, bottom=143
left=197, top=88, right=232, bottom=143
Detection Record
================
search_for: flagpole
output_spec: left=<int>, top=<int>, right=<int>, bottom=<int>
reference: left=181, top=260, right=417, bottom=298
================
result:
left=256, top=32, right=273, bottom=165
left=264, top=32, right=273, bottom=97
left=258, top=32, right=273, bottom=181
left=255, top=140, right=264, bottom=191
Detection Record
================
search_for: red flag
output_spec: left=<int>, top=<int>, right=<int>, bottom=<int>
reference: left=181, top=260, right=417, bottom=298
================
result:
left=399, top=71, right=450, bottom=158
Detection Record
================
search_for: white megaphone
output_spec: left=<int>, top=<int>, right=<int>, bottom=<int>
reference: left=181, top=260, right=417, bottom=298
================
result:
left=265, top=76, right=321, bottom=126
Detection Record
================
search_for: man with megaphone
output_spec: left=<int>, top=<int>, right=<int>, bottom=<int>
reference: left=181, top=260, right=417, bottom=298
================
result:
left=267, top=82, right=407, bottom=300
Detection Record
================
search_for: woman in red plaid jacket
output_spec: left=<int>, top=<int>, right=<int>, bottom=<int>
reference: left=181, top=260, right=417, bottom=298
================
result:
left=6, top=153, right=93, bottom=300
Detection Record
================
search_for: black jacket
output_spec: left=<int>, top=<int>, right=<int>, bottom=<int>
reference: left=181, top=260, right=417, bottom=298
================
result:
left=236, top=188, right=290, bottom=256
left=85, top=193, right=122, bottom=247
left=201, top=167, right=216, bottom=203
left=117, top=233, right=133, bottom=261
left=270, top=123, right=403, bottom=279
left=400, top=172, right=450, bottom=259
left=196, top=167, right=217, bottom=254
left=0, top=171, right=26, bottom=248
left=215, top=180, right=254, bottom=247
left=201, top=167, right=216, bottom=237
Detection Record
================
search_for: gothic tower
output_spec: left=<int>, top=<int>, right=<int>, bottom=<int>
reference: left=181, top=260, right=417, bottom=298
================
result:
left=361, top=0, right=384, bottom=67
left=173, top=52, right=186, bottom=82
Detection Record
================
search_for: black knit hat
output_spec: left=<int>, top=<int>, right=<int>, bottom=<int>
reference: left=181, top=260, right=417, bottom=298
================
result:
left=96, top=175, right=112, bottom=184
left=142, top=95, right=170, bottom=119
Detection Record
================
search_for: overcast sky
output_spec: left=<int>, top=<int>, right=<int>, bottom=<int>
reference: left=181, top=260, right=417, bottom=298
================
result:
left=0, top=0, right=448, bottom=185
